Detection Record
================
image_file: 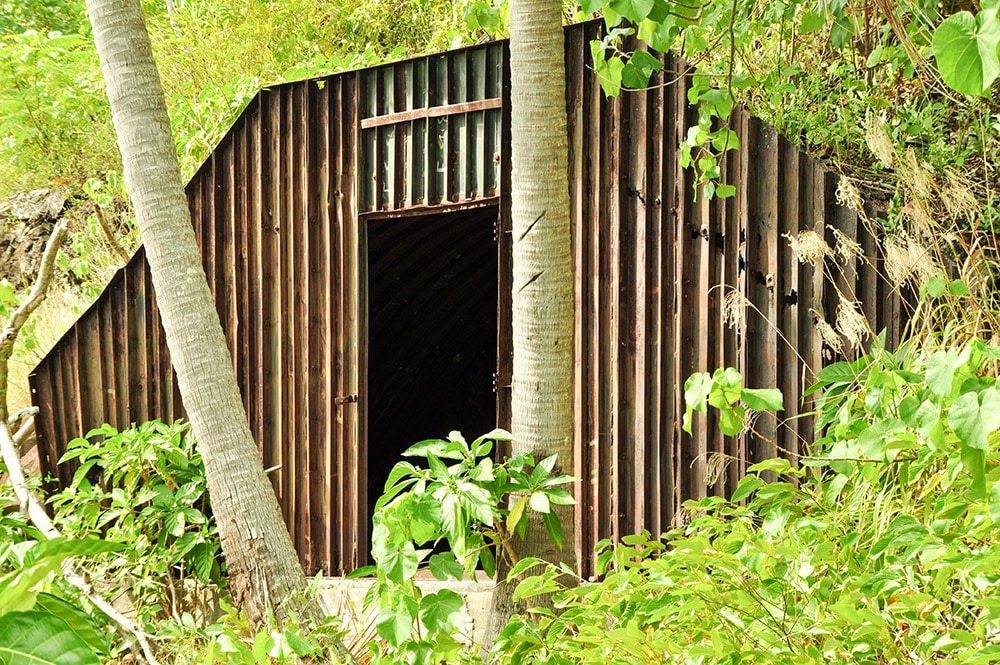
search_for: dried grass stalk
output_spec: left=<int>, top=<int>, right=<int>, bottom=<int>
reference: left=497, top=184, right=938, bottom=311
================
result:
left=812, top=308, right=844, bottom=355
left=836, top=296, right=871, bottom=349
left=832, top=227, right=864, bottom=264
left=865, top=122, right=896, bottom=167
left=722, top=289, right=749, bottom=329
left=785, top=230, right=830, bottom=267
left=836, top=175, right=864, bottom=213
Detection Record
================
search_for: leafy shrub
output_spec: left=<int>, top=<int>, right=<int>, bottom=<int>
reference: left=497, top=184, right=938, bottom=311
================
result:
left=50, top=419, right=223, bottom=624
left=494, top=340, right=1000, bottom=663
left=355, top=429, right=575, bottom=664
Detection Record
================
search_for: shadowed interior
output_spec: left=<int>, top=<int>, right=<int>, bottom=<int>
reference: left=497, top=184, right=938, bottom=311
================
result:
left=366, top=204, right=499, bottom=520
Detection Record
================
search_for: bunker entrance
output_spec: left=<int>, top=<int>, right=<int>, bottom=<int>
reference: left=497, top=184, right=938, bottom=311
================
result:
left=365, top=204, right=500, bottom=524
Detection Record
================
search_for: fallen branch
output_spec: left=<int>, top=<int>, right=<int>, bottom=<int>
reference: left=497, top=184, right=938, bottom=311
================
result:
left=0, top=221, right=163, bottom=665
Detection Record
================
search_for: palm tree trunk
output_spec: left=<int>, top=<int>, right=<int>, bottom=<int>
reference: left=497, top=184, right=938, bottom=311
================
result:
left=484, top=0, right=576, bottom=648
left=84, top=0, right=311, bottom=624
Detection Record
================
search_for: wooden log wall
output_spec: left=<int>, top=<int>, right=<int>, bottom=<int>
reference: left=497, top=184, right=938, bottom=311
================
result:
left=30, top=20, right=905, bottom=579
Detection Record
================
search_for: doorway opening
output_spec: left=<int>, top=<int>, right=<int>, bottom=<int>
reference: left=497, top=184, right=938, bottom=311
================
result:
left=364, top=203, right=500, bottom=524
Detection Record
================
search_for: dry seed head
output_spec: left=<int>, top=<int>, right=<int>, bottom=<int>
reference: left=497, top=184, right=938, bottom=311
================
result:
left=742, top=409, right=760, bottom=437
left=812, top=308, right=844, bottom=355
left=704, top=452, right=731, bottom=487
left=865, top=122, right=896, bottom=167
left=785, top=230, right=831, bottom=267
left=903, top=149, right=934, bottom=199
left=836, top=175, right=864, bottom=213
left=836, top=296, right=871, bottom=349
left=673, top=506, right=693, bottom=528
left=832, top=227, right=864, bottom=263
left=722, top=289, right=749, bottom=329
left=941, top=171, right=978, bottom=219
left=901, top=200, right=936, bottom=239
left=884, top=234, right=940, bottom=287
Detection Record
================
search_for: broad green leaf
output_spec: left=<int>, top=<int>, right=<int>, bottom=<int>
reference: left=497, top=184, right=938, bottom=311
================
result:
left=741, top=388, right=784, bottom=412
left=32, top=595, right=109, bottom=657
left=591, top=41, right=625, bottom=97
left=950, top=388, right=1000, bottom=451
left=376, top=540, right=419, bottom=585
left=529, top=491, right=551, bottom=514
left=927, top=349, right=963, bottom=397
left=718, top=404, right=744, bottom=436
left=961, top=443, right=987, bottom=496
left=684, top=372, right=713, bottom=414
left=0, top=611, right=100, bottom=665
left=375, top=603, right=412, bottom=648
left=418, top=589, right=463, bottom=634
left=949, top=278, right=970, bottom=296
left=609, top=0, right=656, bottom=22
left=621, top=49, right=664, bottom=89
left=924, top=274, right=947, bottom=298
left=799, top=9, right=826, bottom=33
left=428, top=552, right=464, bottom=581
left=933, top=9, right=1000, bottom=95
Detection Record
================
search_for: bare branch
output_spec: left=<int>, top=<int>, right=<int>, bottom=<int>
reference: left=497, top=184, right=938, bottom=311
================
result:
left=93, top=202, right=131, bottom=264
left=0, top=219, right=67, bottom=423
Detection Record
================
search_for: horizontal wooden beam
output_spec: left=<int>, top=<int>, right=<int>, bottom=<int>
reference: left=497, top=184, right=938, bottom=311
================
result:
left=360, top=98, right=502, bottom=129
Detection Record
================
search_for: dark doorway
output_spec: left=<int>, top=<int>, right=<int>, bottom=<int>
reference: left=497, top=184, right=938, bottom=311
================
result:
left=365, top=204, right=499, bottom=521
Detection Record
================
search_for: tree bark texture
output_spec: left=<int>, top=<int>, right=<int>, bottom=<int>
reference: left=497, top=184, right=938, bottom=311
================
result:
left=84, top=0, right=309, bottom=623
left=485, top=0, right=576, bottom=647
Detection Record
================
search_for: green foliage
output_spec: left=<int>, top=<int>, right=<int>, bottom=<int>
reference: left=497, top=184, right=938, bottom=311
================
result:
left=360, top=429, right=575, bottom=664
left=152, top=597, right=346, bottom=665
left=49, top=420, right=223, bottom=624
left=493, top=340, right=1000, bottom=663
left=682, top=366, right=783, bottom=436
left=0, top=538, right=121, bottom=665
left=0, top=27, right=113, bottom=194
left=583, top=0, right=999, bottom=199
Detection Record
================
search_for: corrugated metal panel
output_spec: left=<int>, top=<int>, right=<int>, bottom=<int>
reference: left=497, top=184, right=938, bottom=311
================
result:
left=560, top=21, right=902, bottom=576
left=359, top=42, right=503, bottom=211
left=30, top=20, right=906, bottom=579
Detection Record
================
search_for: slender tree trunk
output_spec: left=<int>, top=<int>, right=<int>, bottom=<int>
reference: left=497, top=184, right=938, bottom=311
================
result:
left=484, top=0, right=576, bottom=648
left=84, top=0, right=310, bottom=624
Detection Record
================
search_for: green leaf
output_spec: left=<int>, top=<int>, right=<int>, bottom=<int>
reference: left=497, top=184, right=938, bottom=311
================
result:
left=950, top=388, right=1000, bottom=451
left=684, top=372, right=713, bottom=414
left=0, top=611, right=101, bottom=665
left=927, top=349, right=963, bottom=397
left=375, top=539, right=419, bottom=585
left=609, top=0, right=656, bottom=22
left=507, top=557, right=546, bottom=580
left=428, top=552, right=465, bottom=581
left=376, top=602, right=413, bottom=648
left=418, top=589, right=463, bottom=635
left=507, top=496, right=527, bottom=533
left=924, top=274, right=947, bottom=298
left=529, top=491, right=551, bottom=514
left=32, top=595, right=109, bottom=657
left=621, top=49, right=664, bottom=89
left=799, top=9, right=826, bottom=33
left=718, top=404, right=744, bottom=436
left=933, top=9, right=1000, bottom=95
left=949, top=279, right=970, bottom=296
left=741, top=388, right=784, bottom=412
left=591, top=41, right=625, bottom=97
left=543, top=511, right=564, bottom=550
